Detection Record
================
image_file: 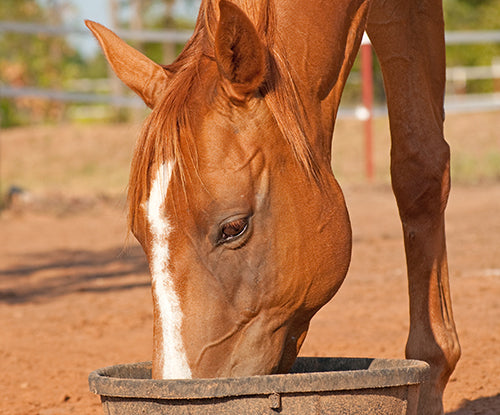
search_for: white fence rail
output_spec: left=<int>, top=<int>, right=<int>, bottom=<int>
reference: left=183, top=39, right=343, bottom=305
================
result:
left=445, top=30, right=500, bottom=45
left=2, top=21, right=499, bottom=45
left=0, top=21, right=193, bottom=43
left=0, top=85, right=143, bottom=107
left=1, top=22, right=500, bottom=115
left=447, top=64, right=500, bottom=82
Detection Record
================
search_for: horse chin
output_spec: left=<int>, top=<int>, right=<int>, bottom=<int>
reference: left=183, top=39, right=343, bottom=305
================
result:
left=224, top=329, right=307, bottom=378
left=190, top=347, right=286, bottom=379
left=188, top=315, right=311, bottom=379
left=225, top=355, right=283, bottom=378
left=184, top=317, right=290, bottom=378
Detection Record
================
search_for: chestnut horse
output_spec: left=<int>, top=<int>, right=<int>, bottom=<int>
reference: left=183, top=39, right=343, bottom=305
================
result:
left=87, top=0, right=460, bottom=413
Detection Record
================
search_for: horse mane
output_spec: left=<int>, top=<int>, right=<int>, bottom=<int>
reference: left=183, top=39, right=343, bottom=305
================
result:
left=128, top=0, right=319, bottom=233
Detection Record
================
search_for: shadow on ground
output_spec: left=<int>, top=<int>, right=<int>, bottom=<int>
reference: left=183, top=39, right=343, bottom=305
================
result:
left=0, top=245, right=149, bottom=303
left=446, top=394, right=500, bottom=415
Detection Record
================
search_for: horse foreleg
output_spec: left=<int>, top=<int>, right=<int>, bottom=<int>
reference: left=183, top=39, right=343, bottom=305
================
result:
left=366, top=1, right=460, bottom=414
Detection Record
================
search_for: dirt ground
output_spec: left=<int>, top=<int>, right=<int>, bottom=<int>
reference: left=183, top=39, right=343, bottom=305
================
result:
left=0, top=116, right=499, bottom=414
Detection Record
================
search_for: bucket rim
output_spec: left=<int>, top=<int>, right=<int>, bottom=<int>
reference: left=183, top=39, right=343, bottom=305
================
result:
left=89, top=357, right=430, bottom=400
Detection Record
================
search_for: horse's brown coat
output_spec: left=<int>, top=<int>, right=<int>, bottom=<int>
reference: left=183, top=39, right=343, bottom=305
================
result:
left=87, top=1, right=460, bottom=413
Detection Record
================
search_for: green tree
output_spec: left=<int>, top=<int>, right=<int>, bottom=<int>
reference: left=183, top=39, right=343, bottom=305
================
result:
left=444, top=0, right=500, bottom=93
left=0, top=0, right=86, bottom=127
left=445, top=0, right=500, bottom=31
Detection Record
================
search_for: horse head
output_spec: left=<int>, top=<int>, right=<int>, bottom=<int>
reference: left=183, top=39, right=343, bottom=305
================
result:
left=87, top=0, right=351, bottom=379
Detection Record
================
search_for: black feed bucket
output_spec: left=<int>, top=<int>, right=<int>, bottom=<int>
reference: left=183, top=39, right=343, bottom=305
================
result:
left=89, top=357, right=429, bottom=414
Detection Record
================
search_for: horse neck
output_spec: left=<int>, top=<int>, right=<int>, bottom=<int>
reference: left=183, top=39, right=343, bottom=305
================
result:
left=252, top=0, right=370, bottom=158
left=270, top=0, right=370, bottom=157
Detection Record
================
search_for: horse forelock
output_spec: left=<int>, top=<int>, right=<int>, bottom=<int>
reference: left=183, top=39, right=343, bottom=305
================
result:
left=127, top=69, right=203, bottom=234
left=128, top=0, right=320, bottom=234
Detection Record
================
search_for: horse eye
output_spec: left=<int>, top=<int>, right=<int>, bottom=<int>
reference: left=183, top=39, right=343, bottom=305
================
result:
left=220, top=217, right=248, bottom=243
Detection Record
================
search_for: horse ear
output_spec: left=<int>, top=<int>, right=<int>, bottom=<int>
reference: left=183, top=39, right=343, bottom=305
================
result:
left=85, top=20, right=169, bottom=109
left=214, top=1, right=266, bottom=101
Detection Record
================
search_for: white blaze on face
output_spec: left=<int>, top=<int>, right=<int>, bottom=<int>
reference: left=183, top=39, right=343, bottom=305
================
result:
left=146, top=161, right=192, bottom=379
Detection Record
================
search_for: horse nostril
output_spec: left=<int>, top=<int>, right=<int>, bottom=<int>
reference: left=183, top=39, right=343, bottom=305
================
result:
left=240, top=307, right=258, bottom=321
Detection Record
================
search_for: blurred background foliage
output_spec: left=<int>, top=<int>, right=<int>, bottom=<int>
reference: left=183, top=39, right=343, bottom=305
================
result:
left=0, top=0, right=499, bottom=127
left=0, top=0, right=87, bottom=126
left=444, top=0, right=500, bottom=94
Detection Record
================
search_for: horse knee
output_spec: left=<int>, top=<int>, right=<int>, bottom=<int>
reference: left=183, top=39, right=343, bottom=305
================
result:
left=391, top=138, right=450, bottom=223
left=406, top=330, right=460, bottom=405
left=444, top=337, right=461, bottom=381
left=407, top=327, right=460, bottom=371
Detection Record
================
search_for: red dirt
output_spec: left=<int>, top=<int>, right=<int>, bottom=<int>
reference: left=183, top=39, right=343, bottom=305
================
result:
left=0, top=117, right=499, bottom=414
left=1, top=183, right=498, bottom=414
